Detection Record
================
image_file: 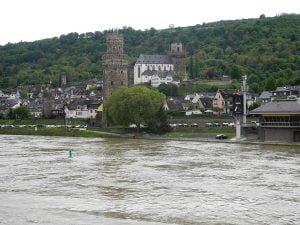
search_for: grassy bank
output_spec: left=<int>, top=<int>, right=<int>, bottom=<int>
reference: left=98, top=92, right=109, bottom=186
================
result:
left=0, top=119, right=87, bottom=126
left=0, top=128, right=121, bottom=138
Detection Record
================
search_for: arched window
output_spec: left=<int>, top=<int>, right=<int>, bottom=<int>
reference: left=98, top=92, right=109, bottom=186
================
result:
left=138, top=66, right=141, bottom=78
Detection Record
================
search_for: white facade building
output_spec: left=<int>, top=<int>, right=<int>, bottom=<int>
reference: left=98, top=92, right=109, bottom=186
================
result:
left=134, top=55, right=174, bottom=85
left=150, top=74, right=180, bottom=87
left=64, top=99, right=101, bottom=119
left=134, top=43, right=186, bottom=87
left=65, top=105, right=90, bottom=119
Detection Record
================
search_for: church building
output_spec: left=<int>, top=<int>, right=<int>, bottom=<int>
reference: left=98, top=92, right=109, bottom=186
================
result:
left=133, top=43, right=186, bottom=87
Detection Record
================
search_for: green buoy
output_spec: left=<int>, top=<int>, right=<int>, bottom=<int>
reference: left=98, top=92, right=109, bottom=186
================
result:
left=68, top=149, right=73, bottom=158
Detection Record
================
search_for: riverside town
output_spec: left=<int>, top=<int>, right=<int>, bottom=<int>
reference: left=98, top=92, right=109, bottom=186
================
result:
left=0, top=13, right=299, bottom=225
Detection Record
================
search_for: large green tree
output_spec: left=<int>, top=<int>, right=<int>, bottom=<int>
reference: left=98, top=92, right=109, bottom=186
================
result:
left=107, top=86, right=165, bottom=132
left=148, top=106, right=171, bottom=134
left=7, top=106, right=31, bottom=119
left=157, top=83, right=179, bottom=96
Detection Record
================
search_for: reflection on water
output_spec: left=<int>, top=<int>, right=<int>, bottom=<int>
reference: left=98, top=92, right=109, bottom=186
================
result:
left=0, top=135, right=299, bottom=225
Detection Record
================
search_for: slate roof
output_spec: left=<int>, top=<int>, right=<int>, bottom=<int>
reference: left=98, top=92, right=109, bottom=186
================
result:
left=166, top=97, right=187, bottom=111
left=275, top=85, right=300, bottom=92
left=136, top=54, right=172, bottom=64
left=66, top=98, right=102, bottom=110
left=219, top=89, right=237, bottom=97
left=259, top=91, right=272, bottom=99
left=27, top=101, right=43, bottom=112
left=142, top=70, right=173, bottom=78
left=216, top=89, right=237, bottom=102
left=249, top=99, right=300, bottom=115
left=200, top=97, right=213, bottom=109
left=0, top=99, right=19, bottom=112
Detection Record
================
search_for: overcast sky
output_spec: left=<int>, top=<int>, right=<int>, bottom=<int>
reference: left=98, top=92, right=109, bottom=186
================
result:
left=0, top=0, right=299, bottom=45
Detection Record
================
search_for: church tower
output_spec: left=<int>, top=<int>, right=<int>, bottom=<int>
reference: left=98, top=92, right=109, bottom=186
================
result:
left=170, top=43, right=187, bottom=80
left=102, top=32, right=129, bottom=102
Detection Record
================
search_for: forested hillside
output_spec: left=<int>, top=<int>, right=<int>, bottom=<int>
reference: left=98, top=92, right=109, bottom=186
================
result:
left=0, top=14, right=299, bottom=93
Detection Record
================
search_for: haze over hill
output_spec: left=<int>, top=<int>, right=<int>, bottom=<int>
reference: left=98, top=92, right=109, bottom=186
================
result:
left=1, top=0, right=298, bottom=45
left=0, top=14, right=299, bottom=93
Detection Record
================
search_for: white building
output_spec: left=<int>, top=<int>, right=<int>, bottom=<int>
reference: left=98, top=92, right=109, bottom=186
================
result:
left=150, top=73, right=177, bottom=87
left=134, top=55, right=174, bottom=85
left=133, top=43, right=186, bottom=87
left=64, top=99, right=101, bottom=119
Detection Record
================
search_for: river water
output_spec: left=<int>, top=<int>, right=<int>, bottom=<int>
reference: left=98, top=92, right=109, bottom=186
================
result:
left=0, top=135, right=299, bottom=225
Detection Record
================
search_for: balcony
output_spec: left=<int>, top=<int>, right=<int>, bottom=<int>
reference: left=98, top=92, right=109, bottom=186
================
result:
left=260, top=122, right=300, bottom=128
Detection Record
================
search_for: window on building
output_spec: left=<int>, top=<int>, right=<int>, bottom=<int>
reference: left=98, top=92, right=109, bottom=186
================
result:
left=138, top=66, right=141, bottom=78
left=111, top=81, right=114, bottom=85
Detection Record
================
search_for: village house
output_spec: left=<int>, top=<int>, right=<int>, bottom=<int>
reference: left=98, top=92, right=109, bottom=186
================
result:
left=0, top=90, right=20, bottom=99
left=64, top=98, right=102, bottom=119
left=213, top=89, right=254, bottom=115
left=164, top=97, right=187, bottom=112
left=213, top=89, right=236, bottom=114
left=271, top=85, right=300, bottom=99
left=258, top=91, right=272, bottom=104
left=22, top=99, right=43, bottom=118
left=0, top=98, right=21, bottom=116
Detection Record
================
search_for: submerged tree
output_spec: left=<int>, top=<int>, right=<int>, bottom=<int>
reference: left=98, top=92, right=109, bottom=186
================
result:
left=107, top=86, right=165, bottom=132
left=148, top=106, right=171, bottom=134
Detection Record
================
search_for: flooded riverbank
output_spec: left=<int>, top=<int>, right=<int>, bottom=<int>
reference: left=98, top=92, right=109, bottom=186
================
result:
left=0, top=135, right=299, bottom=224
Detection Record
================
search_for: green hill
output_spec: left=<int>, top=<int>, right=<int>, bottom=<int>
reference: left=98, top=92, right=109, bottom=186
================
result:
left=0, top=14, right=299, bottom=93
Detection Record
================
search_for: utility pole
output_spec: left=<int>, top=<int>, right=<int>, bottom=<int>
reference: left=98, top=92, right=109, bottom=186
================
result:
left=241, top=75, right=248, bottom=124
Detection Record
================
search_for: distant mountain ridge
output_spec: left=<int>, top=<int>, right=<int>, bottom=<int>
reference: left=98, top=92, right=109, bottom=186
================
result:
left=0, top=14, right=299, bottom=92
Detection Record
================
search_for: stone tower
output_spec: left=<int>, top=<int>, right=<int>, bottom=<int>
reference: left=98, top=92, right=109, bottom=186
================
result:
left=170, top=43, right=187, bottom=80
left=59, top=72, right=67, bottom=88
left=42, top=89, right=54, bottom=118
left=102, top=32, right=129, bottom=102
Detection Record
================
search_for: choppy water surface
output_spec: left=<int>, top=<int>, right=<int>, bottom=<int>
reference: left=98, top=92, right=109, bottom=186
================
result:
left=0, top=135, right=299, bottom=225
